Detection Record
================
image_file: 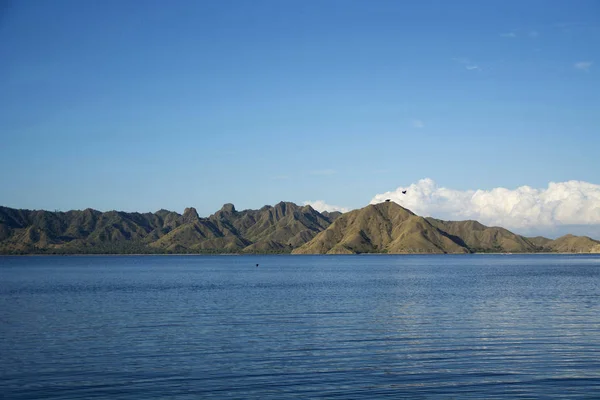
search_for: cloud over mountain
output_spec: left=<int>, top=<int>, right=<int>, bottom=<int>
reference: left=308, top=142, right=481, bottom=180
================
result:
left=371, top=179, right=600, bottom=236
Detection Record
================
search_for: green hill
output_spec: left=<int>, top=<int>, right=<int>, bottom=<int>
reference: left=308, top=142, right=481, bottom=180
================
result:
left=1, top=202, right=598, bottom=255
left=542, top=234, right=600, bottom=253
left=425, top=218, right=539, bottom=253
left=293, top=202, right=469, bottom=254
left=0, top=202, right=337, bottom=254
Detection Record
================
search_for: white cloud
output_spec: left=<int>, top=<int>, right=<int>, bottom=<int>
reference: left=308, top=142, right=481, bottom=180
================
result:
left=303, top=200, right=350, bottom=213
left=574, top=61, right=593, bottom=71
left=452, top=57, right=482, bottom=72
left=500, top=30, right=539, bottom=39
left=309, top=169, right=336, bottom=176
left=412, top=119, right=424, bottom=129
left=370, top=178, right=600, bottom=237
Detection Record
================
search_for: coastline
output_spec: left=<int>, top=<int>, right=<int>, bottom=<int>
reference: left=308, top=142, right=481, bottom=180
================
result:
left=2, top=252, right=599, bottom=257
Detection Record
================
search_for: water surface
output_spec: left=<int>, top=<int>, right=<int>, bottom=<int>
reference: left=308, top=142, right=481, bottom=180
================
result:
left=1, top=255, right=600, bottom=398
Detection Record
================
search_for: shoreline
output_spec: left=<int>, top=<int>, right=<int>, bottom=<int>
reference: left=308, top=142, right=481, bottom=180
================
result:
left=1, top=252, right=599, bottom=257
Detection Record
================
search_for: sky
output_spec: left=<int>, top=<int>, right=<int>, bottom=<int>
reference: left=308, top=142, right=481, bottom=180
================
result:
left=1, top=0, right=599, bottom=237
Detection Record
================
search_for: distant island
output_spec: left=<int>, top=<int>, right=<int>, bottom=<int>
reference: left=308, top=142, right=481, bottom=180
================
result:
left=1, top=201, right=599, bottom=255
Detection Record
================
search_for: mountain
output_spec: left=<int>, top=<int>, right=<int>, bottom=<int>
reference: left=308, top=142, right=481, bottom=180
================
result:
left=147, top=202, right=333, bottom=253
left=527, top=236, right=553, bottom=249
left=0, top=202, right=337, bottom=255
left=148, top=207, right=251, bottom=253
left=425, top=218, right=539, bottom=253
left=293, top=202, right=470, bottom=254
left=208, top=202, right=332, bottom=252
left=294, top=202, right=600, bottom=254
left=321, top=211, right=342, bottom=221
left=541, top=234, right=600, bottom=253
left=1, top=202, right=599, bottom=255
left=0, top=206, right=179, bottom=254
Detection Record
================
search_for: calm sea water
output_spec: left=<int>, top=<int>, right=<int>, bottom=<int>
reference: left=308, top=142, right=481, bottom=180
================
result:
left=1, top=255, right=600, bottom=399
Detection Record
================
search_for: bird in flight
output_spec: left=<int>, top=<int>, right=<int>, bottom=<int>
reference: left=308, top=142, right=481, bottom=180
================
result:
left=402, top=190, right=407, bottom=194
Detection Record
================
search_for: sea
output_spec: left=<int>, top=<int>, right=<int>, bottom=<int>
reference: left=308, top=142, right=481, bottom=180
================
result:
left=1, top=254, right=600, bottom=399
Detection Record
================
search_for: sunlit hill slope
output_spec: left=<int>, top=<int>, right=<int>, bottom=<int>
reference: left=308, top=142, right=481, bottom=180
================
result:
left=0, top=202, right=598, bottom=255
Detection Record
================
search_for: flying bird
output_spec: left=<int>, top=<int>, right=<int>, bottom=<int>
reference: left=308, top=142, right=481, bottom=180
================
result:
left=402, top=190, right=407, bottom=194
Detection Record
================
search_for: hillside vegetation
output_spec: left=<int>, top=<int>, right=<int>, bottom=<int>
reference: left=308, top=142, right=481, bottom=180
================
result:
left=1, top=202, right=598, bottom=254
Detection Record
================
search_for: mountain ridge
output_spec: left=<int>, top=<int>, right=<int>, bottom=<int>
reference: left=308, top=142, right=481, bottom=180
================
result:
left=1, top=202, right=598, bottom=255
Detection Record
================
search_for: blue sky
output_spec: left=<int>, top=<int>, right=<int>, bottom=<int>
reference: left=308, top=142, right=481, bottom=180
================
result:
left=1, top=1, right=599, bottom=230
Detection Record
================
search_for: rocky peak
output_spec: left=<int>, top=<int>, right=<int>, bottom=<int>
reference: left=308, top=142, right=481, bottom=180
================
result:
left=274, top=201, right=300, bottom=214
left=220, top=203, right=236, bottom=213
left=183, top=207, right=200, bottom=223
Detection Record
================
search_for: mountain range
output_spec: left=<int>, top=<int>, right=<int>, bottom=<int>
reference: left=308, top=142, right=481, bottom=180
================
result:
left=1, top=201, right=599, bottom=255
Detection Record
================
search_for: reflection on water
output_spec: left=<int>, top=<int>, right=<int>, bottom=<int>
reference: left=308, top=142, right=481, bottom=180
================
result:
left=1, top=255, right=600, bottom=398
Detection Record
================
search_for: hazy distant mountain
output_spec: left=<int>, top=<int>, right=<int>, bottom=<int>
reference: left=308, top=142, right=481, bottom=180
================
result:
left=1, top=202, right=598, bottom=255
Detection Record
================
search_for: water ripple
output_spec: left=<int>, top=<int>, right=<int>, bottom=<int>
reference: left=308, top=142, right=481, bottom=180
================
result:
left=1, top=254, right=600, bottom=398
